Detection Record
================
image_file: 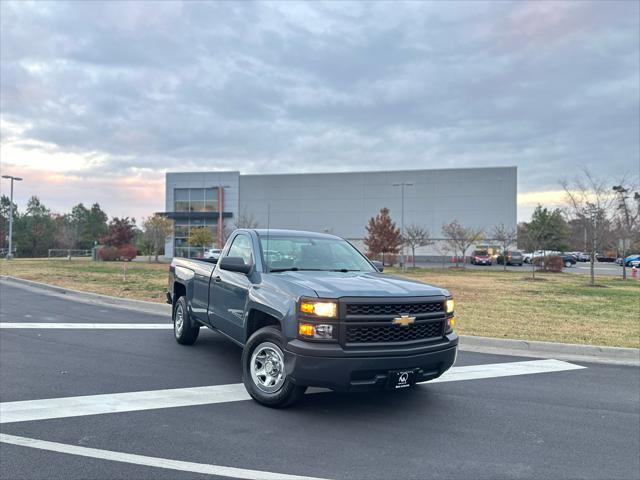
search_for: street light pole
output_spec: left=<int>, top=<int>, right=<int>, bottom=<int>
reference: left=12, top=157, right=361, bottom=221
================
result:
left=392, top=182, right=414, bottom=271
left=2, top=175, right=23, bottom=259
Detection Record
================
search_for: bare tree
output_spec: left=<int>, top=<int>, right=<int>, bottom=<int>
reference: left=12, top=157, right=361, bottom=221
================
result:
left=234, top=207, right=259, bottom=229
left=441, top=220, right=484, bottom=268
left=612, top=181, right=640, bottom=279
left=142, top=215, right=173, bottom=262
left=492, top=223, right=518, bottom=271
left=404, top=224, right=433, bottom=268
left=561, top=171, right=616, bottom=286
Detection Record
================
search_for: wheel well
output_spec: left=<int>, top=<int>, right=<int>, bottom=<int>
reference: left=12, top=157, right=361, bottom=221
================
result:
left=173, top=282, right=186, bottom=303
left=246, top=310, right=281, bottom=339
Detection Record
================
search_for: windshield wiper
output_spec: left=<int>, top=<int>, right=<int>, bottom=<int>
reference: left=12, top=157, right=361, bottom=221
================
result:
left=268, top=267, right=326, bottom=273
left=328, top=269, right=362, bottom=272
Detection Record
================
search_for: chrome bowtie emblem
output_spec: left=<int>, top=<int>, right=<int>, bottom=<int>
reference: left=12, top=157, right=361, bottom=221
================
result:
left=392, top=314, right=416, bottom=327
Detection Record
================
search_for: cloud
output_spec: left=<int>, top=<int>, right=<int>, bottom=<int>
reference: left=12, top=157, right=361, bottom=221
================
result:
left=0, top=0, right=638, bottom=221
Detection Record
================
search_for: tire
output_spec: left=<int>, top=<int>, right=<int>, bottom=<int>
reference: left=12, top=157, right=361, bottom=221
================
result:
left=173, top=296, right=200, bottom=345
left=242, top=326, right=307, bottom=408
left=564, top=261, right=572, bottom=268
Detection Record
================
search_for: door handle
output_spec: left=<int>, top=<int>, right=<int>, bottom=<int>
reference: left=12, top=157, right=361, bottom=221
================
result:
left=213, top=276, right=222, bottom=283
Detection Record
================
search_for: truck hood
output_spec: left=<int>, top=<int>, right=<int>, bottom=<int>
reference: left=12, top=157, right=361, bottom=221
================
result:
left=273, top=271, right=449, bottom=298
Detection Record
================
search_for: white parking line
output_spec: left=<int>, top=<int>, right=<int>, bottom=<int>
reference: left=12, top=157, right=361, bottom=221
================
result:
left=0, top=433, right=329, bottom=480
left=0, top=323, right=172, bottom=329
left=0, top=360, right=585, bottom=424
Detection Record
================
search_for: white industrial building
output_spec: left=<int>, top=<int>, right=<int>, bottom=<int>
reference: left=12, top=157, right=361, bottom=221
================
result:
left=163, top=167, right=517, bottom=259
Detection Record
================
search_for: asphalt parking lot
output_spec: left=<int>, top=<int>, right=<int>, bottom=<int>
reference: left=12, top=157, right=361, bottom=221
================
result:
left=1, top=281, right=639, bottom=480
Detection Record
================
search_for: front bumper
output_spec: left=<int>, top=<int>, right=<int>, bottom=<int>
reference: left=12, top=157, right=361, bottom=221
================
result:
left=284, top=334, right=458, bottom=391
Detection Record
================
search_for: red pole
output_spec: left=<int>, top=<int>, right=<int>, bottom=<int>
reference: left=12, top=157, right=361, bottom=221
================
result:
left=217, top=187, right=224, bottom=248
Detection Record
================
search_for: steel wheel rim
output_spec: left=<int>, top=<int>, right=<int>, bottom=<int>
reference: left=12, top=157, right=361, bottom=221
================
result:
left=250, top=342, right=286, bottom=394
left=175, top=304, right=184, bottom=337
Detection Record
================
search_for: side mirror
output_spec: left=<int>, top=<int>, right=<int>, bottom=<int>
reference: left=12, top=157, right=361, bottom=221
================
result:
left=372, top=260, right=384, bottom=272
left=219, top=256, right=251, bottom=274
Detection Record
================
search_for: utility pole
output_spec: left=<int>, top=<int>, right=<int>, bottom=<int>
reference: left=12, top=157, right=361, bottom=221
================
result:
left=392, top=182, right=414, bottom=271
left=1, top=175, right=23, bottom=259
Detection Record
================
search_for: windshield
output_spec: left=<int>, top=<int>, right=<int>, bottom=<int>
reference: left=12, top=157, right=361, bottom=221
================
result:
left=259, top=235, right=376, bottom=272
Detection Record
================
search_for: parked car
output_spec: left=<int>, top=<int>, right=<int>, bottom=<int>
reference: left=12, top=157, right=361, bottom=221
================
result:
left=574, top=252, right=590, bottom=262
left=203, top=248, right=222, bottom=260
left=621, top=254, right=640, bottom=267
left=471, top=250, right=492, bottom=266
left=561, top=254, right=577, bottom=267
left=168, top=229, right=457, bottom=407
left=596, top=254, right=617, bottom=263
left=496, top=250, right=524, bottom=266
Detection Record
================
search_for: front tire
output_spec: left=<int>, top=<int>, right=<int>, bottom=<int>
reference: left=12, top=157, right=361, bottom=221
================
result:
left=242, top=326, right=306, bottom=408
left=173, top=296, right=199, bottom=345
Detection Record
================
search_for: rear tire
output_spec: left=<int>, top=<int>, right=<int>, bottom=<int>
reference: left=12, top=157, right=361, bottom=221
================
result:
left=242, top=326, right=307, bottom=408
left=173, top=296, right=199, bottom=345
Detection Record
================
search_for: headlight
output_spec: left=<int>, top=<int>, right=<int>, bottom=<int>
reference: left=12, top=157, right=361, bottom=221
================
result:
left=300, top=300, right=337, bottom=318
left=445, top=298, right=455, bottom=314
left=298, top=323, right=334, bottom=340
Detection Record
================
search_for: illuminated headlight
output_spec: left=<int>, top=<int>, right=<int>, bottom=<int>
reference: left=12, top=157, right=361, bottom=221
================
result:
left=445, top=299, right=455, bottom=314
left=298, top=323, right=334, bottom=340
left=300, top=301, right=337, bottom=318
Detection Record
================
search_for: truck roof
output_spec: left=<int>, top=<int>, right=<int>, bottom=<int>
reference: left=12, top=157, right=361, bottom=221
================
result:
left=251, top=229, right=341, bottom=240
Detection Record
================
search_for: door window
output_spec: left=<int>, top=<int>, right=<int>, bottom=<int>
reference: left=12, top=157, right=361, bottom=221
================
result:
left=226, top=235, right=254, bottom=266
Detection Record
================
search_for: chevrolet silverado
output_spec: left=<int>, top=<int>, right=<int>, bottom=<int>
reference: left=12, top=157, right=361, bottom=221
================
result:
left=167, top=229, right=458, bottom=407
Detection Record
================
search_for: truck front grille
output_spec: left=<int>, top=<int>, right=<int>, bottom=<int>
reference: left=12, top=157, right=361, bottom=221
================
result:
left=346, top=301, right=443, bottom=316
left=345, top=320, right=444, bottom=344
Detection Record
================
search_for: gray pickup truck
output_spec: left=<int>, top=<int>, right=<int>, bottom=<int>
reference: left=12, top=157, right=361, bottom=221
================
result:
left=168, top=229, right=457, bottom=407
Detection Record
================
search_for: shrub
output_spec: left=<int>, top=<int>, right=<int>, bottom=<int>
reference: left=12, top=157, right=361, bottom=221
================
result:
left=119, top=244, right=138, bottom=261
left=98, top=246, right=120, bottom=261
left=533, top=255, right=564, bottom=272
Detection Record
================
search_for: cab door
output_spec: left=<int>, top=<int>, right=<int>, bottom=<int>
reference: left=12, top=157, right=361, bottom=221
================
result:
left=208, top=233, right=254, bottom=342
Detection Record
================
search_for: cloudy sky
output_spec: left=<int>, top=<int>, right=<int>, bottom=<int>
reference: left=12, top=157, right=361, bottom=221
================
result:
left=1, top=0, right=638, bottom=221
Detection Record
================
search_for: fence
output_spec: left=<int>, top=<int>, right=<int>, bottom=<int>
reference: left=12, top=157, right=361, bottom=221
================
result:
left=47, top=249, right=92, bottom=260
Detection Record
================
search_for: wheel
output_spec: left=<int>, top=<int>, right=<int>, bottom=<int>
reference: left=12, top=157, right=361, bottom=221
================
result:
left=564, top=261, right=572, bottom=268
left=173, top=296, right=199, bottom=345
left=242, top=326, right=307, bottom=408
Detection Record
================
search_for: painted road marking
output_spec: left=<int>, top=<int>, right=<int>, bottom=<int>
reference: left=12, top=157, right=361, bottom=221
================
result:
left=425, top=358, right=586, bottom=383
left=0, top=323, right=172, bottom=329
left=0, top=360, right=585, bottom=424
left=0, top=433, right=330, bottom=480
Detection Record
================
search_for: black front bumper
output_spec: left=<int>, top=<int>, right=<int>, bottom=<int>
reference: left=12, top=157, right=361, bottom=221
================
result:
left=284, top=334, right=458, bottom=392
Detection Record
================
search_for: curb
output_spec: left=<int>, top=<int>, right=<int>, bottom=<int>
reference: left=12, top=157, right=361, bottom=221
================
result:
left=1, top=276, right=638, bottom=366
left=459, top=335, right=639, bottom=367
left=0, top=276, right=170, bottom=316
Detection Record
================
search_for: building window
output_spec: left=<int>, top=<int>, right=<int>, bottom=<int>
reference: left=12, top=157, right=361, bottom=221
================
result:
left=173, top=218, right=219, bottom=258
left=174, top=189, right=190, bottom=212
left=174, top=187, right=219, bottom=213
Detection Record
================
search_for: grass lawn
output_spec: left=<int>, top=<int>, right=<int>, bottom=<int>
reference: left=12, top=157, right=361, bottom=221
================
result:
left=1, top=259, right=638, bottom=348
left=387, top=267, right=640, bottom=348
left=0, top=258, right=168, bottom=304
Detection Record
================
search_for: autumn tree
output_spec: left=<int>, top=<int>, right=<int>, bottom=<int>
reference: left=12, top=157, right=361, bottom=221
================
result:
left=188, top=226, right=214, bottom=254
left=364, top=207, right=402, bottom=265
left=143, top=214, right=173, bottom=261
left=441, top=220, right=484, bottom=268
left=404, top=224, right=432, bottom=268
left=102, top=217, right=137, bottom=248
left=491, top=223, right=518, bottom=271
